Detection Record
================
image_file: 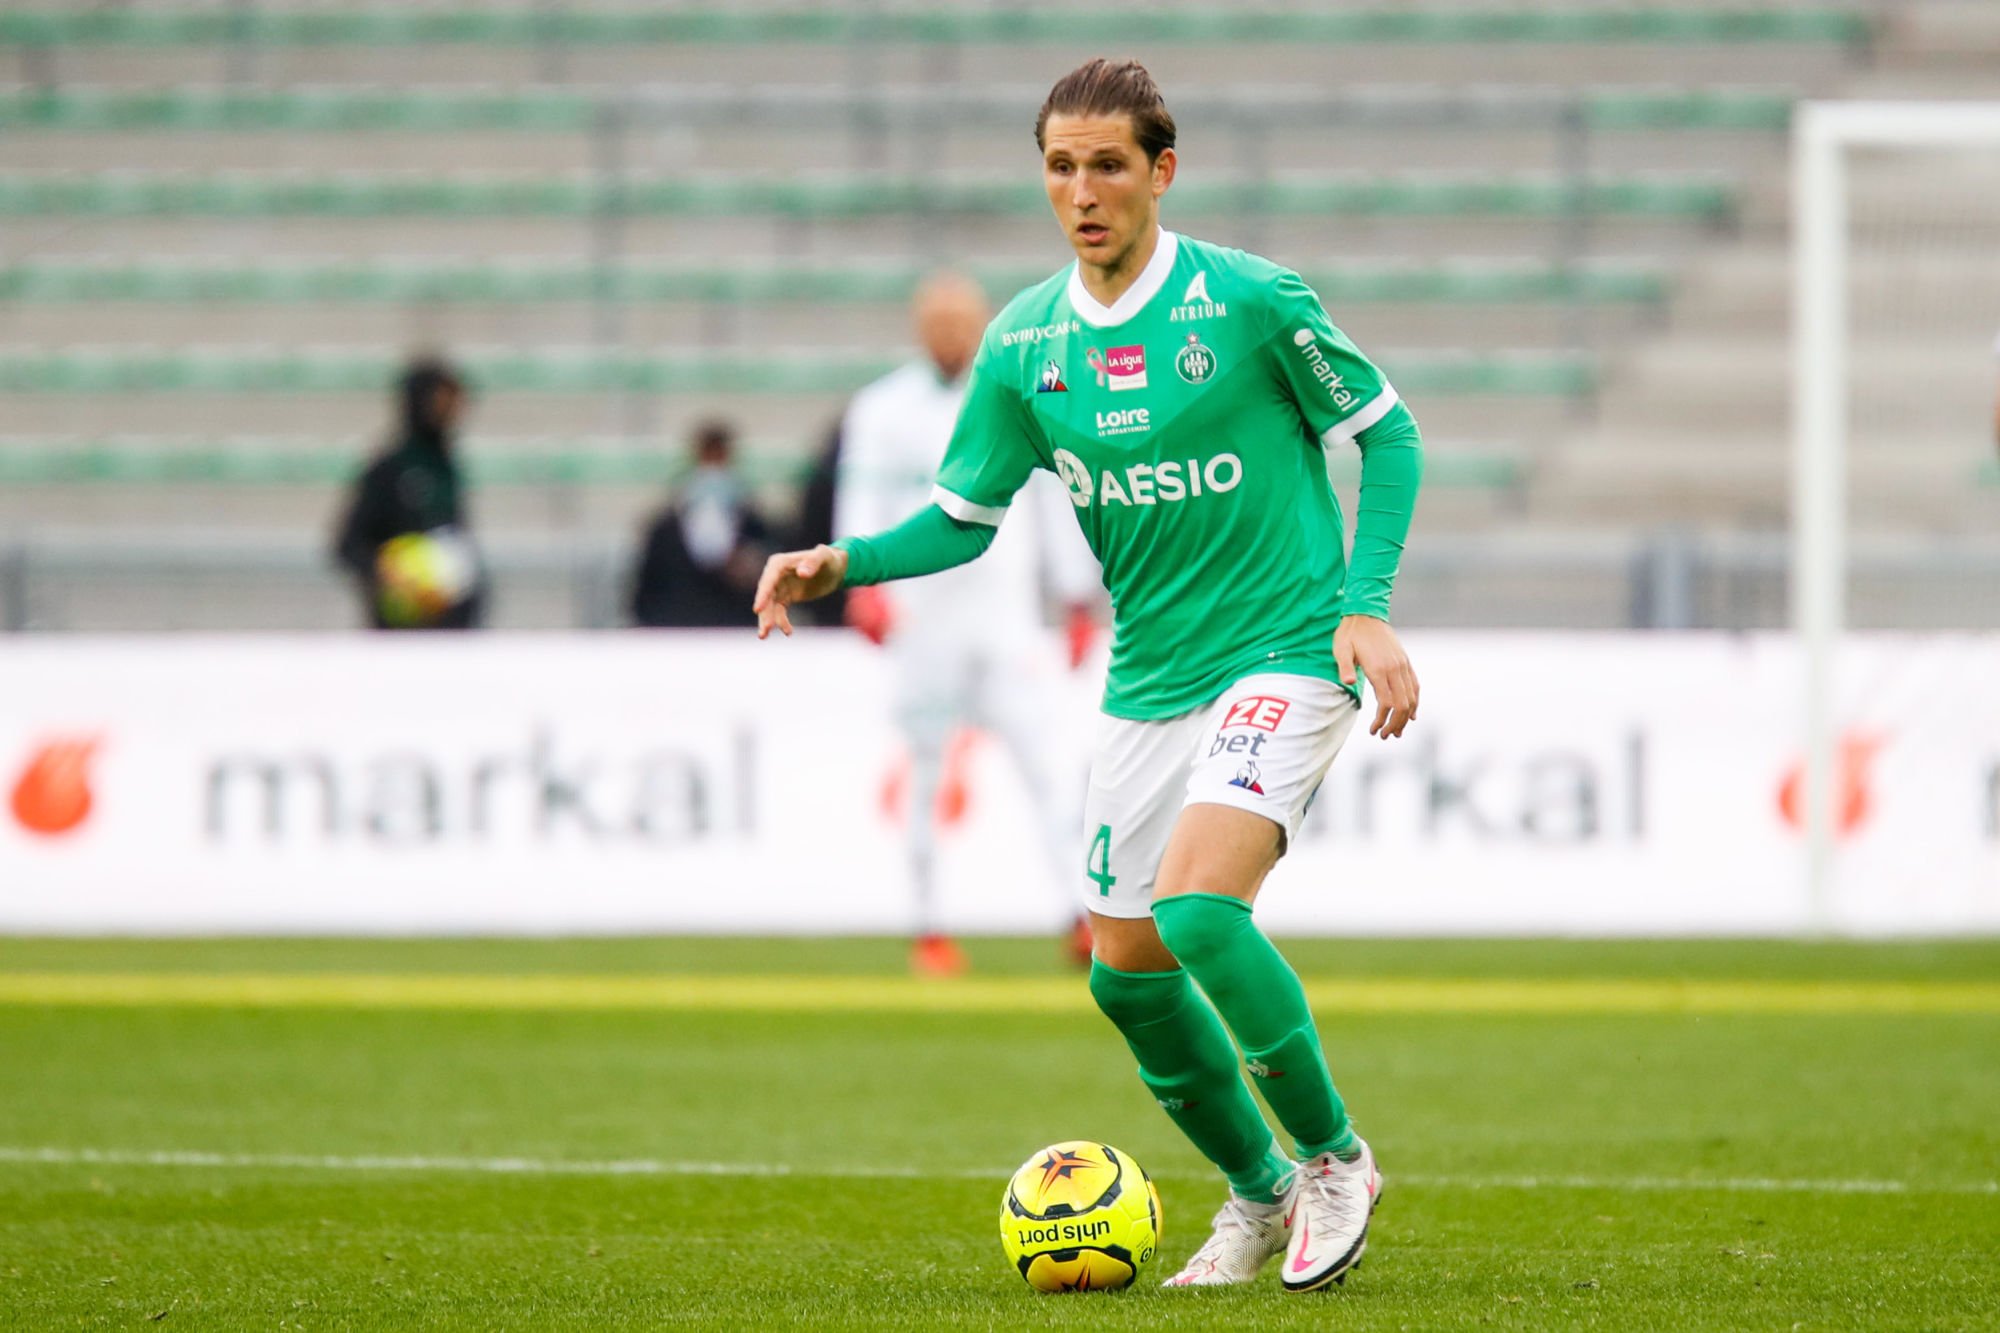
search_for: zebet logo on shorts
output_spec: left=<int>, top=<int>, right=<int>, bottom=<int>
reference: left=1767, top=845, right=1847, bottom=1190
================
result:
left=1210, top=695, right=1290, bottom=760
left=1051, top=449, right=1245, bottom=509
left=1223, top=697, right=1291, bottom=732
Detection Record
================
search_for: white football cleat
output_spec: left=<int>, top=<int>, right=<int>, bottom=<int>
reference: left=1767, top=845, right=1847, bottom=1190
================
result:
left=1161, top=1186, right=1295, bottom=1287
left=1280, top=1138, right=1383, bottom=1293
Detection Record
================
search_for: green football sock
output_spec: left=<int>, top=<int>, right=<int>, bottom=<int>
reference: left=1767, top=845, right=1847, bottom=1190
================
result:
left=1088, top=960, right=1293, bottom=1202
left=1152, top=892, right=1358, bottom=1161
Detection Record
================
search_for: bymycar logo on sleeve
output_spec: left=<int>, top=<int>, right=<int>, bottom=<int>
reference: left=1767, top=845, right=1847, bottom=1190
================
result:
left=1292, top=328, right=1358, bottom=411
left=1087, top=345, right=1147, bottom=391
left=1001, top=318, right=1079, bottom=348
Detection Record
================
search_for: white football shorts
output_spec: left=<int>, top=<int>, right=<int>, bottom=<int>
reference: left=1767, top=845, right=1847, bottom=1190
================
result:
left=1079, top=672, right=1361, bottom=920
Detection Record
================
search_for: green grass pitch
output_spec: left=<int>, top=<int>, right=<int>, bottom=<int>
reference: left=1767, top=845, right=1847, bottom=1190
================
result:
left=0, top=937, right=1994, bottom=1330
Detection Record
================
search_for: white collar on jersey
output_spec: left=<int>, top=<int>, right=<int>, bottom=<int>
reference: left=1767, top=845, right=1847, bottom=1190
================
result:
left=1066, top=229, right=1179, bottom=328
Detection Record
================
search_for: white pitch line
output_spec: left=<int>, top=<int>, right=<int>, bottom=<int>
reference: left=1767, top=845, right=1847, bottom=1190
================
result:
left=0, top=1146, right=939, bottom=1180
left=0, top=1146, right=1994, bottom=1197
left=1401, top=1173, right=1999, bottom=1197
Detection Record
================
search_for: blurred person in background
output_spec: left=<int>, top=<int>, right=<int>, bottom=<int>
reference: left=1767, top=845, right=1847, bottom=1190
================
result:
left=332, top=355, right=486, bottom=630
left=835, top=270, right=1105, bottom=976
left=788, top=416, right=851, bottom=627
left=629, top=420, right=773, bottom=628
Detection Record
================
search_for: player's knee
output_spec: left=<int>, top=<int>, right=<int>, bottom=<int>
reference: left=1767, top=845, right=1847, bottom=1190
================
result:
left=1151, top=893, right=1252, bottom=974
left=1087, top=959, right=1143, bottom=1023
left=1088, top=958, right=1181, bottom=1027
left=1088, top=911, right=1179, bottom=974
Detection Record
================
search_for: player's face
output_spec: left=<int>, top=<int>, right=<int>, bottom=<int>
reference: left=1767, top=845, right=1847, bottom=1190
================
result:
left=1041, top=114, right=1175, bottom=276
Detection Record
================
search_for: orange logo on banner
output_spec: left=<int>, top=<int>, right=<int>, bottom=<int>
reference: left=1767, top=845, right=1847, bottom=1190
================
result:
left=879, top=729, right=982, bottom=829
left=10, top=737, right=100, bottom=837
left=1777, top=733, right=1882, bottom=838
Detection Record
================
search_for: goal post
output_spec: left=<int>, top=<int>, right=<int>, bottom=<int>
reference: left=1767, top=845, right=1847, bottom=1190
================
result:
left=1791, top=101, right=2000, bottom=931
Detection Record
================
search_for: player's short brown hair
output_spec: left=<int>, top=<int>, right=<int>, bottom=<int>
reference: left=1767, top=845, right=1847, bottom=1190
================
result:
left=1034, top=58, right=1177, bottom=163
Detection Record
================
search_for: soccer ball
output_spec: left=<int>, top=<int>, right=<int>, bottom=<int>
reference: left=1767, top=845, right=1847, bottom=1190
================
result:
left=375, top=529, right=477, bottom=627
left=999, top=1140, right=1161, bottom=1292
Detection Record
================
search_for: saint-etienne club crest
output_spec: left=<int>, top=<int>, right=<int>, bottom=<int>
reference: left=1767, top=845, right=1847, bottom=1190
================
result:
left=1175, top=334, right=1217, bottom=385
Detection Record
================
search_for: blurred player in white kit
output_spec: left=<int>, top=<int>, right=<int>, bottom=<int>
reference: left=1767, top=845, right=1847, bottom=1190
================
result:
left=836, top=271, right=1104, bottom=975
left=1991, top=327, right=2000, bottom=459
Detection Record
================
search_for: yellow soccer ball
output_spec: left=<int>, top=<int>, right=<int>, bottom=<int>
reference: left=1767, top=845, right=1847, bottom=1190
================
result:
left=375, top=529, right=477, bottom=627
left=999, top=1140, right=1161, bottom=1292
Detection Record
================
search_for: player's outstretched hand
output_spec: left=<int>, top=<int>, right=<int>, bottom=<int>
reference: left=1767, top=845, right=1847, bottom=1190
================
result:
left=1335, top=614, right=1420, bottom=739
left=753, top=544, right=849, bottom=639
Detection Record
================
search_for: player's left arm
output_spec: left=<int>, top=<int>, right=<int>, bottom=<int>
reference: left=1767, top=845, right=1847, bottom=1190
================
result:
left=1266, top=270, right=1425, bottom=737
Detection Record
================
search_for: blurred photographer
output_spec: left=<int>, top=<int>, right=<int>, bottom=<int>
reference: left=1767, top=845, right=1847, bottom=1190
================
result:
left=332, top=356, right=486, bottom=630
left=629, top=420, right=773, bottom=628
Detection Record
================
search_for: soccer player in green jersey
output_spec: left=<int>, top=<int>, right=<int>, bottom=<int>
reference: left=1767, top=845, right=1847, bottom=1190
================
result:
left=755, top=58, right=1422, bottom=1292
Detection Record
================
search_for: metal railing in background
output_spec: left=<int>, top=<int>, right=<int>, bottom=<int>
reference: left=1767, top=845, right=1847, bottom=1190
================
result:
left=5, top=529, right=1997, bottom=634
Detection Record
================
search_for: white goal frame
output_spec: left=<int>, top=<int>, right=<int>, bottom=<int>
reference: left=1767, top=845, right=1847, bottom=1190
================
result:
left=1791, top=101, right=2000, bottom=929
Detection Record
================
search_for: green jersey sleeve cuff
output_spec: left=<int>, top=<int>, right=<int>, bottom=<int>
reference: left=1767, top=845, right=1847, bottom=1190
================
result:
left=929, top=484, right=1008, bottom=526
left=833, top=503, right=996, bottom=587
left=1321, top=384, right=1402, bottom=448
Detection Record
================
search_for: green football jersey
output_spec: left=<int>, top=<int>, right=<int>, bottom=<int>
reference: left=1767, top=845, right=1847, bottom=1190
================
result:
left=930, top=230, right=1421, bottom=721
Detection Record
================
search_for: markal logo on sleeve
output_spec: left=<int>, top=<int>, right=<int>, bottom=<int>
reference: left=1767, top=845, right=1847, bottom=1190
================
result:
left=1086, top=344, right=1147, bottom=391
left=1292, top=328, right=1358, bottom=411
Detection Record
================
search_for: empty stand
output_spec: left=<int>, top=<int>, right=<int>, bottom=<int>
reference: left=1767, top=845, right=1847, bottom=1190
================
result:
left=7, top=2, right=1993, bottom=628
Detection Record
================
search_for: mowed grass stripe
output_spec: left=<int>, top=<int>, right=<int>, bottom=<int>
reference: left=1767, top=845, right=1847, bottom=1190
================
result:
left=2, top=972, right=1996, bottom=1014
left=0, top=1146, right=1993, bottom=1197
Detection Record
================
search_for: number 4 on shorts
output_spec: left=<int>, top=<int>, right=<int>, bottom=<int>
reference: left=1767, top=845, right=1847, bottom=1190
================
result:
left=1087, top=823, right=1116, bottom=896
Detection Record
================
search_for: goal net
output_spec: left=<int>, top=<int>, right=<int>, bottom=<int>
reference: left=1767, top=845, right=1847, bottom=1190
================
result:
left=1791, top=102, right=2000, bottom=923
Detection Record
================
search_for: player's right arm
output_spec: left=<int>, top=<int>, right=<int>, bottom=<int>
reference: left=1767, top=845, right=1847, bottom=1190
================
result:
left=755, top=334, right=1042, bottom=638
left=1265, top=268, right=1425, bottom=737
